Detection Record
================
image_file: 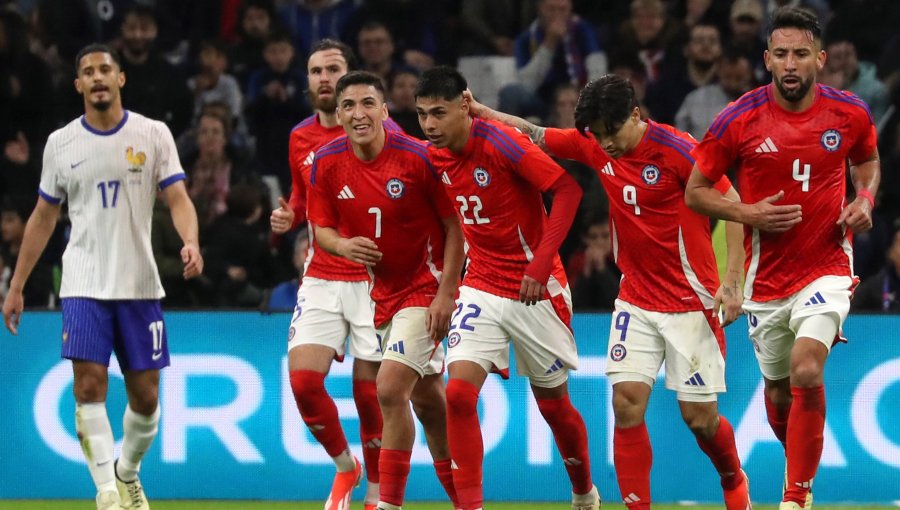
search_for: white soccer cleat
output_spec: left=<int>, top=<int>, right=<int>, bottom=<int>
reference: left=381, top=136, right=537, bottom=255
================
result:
left=572, top=484, right=601, bottom=510
left=779, top=502, right=803, bottom=510
left=96, top=490, right=123, bottom=510
left=782, top=465, right=813, bottom=508
left=115, top=461, right=150, bottom=510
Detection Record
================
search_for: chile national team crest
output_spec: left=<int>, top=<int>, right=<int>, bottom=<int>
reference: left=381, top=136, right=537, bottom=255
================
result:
left=610, top=343, right=627, bottom=361
left=641, top=165, right=660, bottom=185
left=820, top=129, right=842, bottom=152
left=386, top=178, right=405, bottom=199
left=473, top=167, right=491, bottom=187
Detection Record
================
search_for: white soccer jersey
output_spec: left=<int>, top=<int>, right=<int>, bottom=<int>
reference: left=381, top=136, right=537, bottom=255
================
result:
left=39, top=111, right=186, bottom=299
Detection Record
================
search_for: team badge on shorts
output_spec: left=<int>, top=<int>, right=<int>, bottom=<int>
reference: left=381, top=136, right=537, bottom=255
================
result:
left=386, top=178, right=405, bottom=199
left=641, top=165, right=660, bottom=185
left=610, top=343, right=627, bottom=361
left=288, top=327, right=296, bottom=342
left=448, top=332, right=461, bottom=348
left=473, top=167, right=491, bottom=188
left=820, top=129, right=842, bottom=152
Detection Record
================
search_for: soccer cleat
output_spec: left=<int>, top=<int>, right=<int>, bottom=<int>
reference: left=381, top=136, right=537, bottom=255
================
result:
left=572, top=484, right=601, bottom=510
left=364, top=505, right=378, bottom=510
left=782, top=466, right=813, bottom=508
left=723, top=469, right=751, bottom=510
left=324, top=456, right=362, bottom=510
left=96, top=490, right=122, bottom=510
left=779, top=502, right=803, bottom=510
left=376, top=504, right=401, bottom=510
left=115, top=460, right=150, bottom=509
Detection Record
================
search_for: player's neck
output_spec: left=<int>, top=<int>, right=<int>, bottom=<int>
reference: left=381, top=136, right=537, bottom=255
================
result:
left=352, top=129, right=387, bottom=161
left=318, top=111, right=340, bottom=128
left=625, top=119, right=648, bottom=153
left=83, top=103, right=126, bottom=131
left=448, top=117, right=473, bottom=154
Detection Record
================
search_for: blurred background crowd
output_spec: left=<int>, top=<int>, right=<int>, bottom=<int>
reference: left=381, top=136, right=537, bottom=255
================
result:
left=1, top=0, right=899, bottom=312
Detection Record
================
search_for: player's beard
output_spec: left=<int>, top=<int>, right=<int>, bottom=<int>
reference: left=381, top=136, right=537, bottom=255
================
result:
left=308, top=88, right=337, bottom=113
left=92, top=98, right=112, bottom=111
left=774, top=74, right=813, bottom=103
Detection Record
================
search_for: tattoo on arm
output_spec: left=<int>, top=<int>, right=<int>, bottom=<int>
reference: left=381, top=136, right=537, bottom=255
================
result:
left=527, top=125, right=546, bottom=150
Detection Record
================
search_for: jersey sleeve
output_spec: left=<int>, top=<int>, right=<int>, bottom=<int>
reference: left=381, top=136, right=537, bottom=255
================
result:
left=307, top=159, right=339, bottom=229
left=692, top=120, right=739, bottom=183
left=712, top=175, right=732, bottom=194
left=509, top=130, right=567, bottom=191
left=154, top=121, right=187, bottom=189
left=543, top=127, right=595, bottom=162
left=37, top=134, right=64, bottom=204
left=848, top=121, right=878, bottom=164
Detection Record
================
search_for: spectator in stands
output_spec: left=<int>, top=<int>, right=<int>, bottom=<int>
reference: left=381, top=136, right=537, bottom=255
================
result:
left=387, top=69, right=425, bottom=139
left=852, top=228, right=900, bottom=312
left=0, top=196, right=54, bottom=307
left=499, top=0, right=606, bottom=118
left=204, top=183, right=277, bottom=307
left=188, top=39, right=243, bottom=125
left=356, top=20, right=413, bottom=86
left=676, top=50, right=754, bottom=140
left=613, top=0, right=683, bottom=84
left=229, top=0, right=278, bottom=92
left=279, top=0, right=358, bottom=59
left=608, top=51, right=650, bottom=116
left=152, top=197, right=210, bottom=307
left=824, top=38, right=890, bottom=122
left=267, top=227, right=309, bottom=310
left=727, top=0, right=767, bottom=83
left=458, top=0, right=535, bottom=56
left=246, top=31, right=310, bottom=193
left=184, top=111, right=253, bottom=230
left=118, top=5, right=193, bottom=138
left=177, top=100, right=252, bottom=164
left=569, top=215, right=620, bottom=310
left=545, top=83, right=579, bottom=129
left=344, top=0, right=445, bottom=70
left=646, top=22, right=721, bottom=125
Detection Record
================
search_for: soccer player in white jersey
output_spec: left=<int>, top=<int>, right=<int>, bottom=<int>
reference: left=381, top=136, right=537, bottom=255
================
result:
left=2, top=44, right=203, bottom=510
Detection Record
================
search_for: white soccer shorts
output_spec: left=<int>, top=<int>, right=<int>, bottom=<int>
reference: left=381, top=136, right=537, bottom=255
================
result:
left=286, top=277, right=382, bottom=362
left=605, top=299, right=726, bottom=401
left=445, top=286, right=578, bottom=388
left=378, top=307, right=445, bottom=376
left=744, top=275, right=853, bottom=380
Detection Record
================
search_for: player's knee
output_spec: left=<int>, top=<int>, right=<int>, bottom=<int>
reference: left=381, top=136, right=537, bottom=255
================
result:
left=681, top=408, right=719, bottom=439
left=611, top=387, right=646, bottom=426
left=790, top=356, right=824, bottom=387
left=128, top=387, right=159, bottom=415
left=376, top=379, right=410, bottom=411
left=764, top=382, right=792, bottom=409
left=446, top=379, right=479, bottom=418
left=289, top=370, right=327, bottom=414
left=73, top=374, right=107, bottom=403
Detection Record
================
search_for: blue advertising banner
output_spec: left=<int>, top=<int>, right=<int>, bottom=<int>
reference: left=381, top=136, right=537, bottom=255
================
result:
left=0, top=312, right=897, bottom=503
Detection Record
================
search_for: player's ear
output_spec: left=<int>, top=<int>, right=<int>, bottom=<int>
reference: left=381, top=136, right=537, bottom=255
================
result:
left=460, top=96, right=469, bottom=116
left=118, top=69, right=126, bottom=88
left=816, top=49, right=826, bottom=72
left=73, top=76, right=83, bottom=95
left=763, top=49, right=771, bottom=71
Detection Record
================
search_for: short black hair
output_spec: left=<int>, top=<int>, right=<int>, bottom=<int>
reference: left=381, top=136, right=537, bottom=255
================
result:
left=415, top=66, right=467, bottom=101
left=309, top=38, right=358, bottom=71
left=574, top=74, right=637, bottom=135
left=768, top=6, right=821, bottom=42
left=335, top=71, right=386, bottom=101
left=121, top=4, right=157, bottom=25
left=264, top=30, right=293, bottom=48
left=74, top=43, right=121, bottom=75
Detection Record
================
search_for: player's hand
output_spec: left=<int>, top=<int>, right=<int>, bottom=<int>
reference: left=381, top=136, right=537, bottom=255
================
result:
left=519, top=275, right=546, bottom=306
left=2, top=289, right=24, bottom=335
left=426, top=292, right=455, bottom=343
left=744, top=190, right=802, bottom=232
left=336, top=237, right=382, bottom=266
left=270, top=197, right=295, bottom=234
left=181, top=242, right=203, bottom=279
left=837, top=196, right=873, bottom=233
left=714, top=280, right=743, bottom=327
left=463, top=90, right=486, bottom=118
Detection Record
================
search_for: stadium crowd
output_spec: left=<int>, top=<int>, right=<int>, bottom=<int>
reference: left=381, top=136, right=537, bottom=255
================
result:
left=1, top=0, right=899, bottom=311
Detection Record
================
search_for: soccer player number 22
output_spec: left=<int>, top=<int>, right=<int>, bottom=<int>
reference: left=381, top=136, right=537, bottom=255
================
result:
left=456, top=195, right=490, bottom=224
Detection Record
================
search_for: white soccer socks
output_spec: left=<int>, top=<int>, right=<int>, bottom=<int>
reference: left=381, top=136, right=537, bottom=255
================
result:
left=117, top=405, right=160, bottom=482
left=75, top=402, right=117, bottom=495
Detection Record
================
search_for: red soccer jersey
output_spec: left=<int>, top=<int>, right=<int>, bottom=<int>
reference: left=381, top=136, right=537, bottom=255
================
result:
left=307, top=130, right=455, bottom=326
left=287, top=114, right=401, bottom=281
left=693, top=84, right=878, bottom=301
left=545, top=120, right=731, bottom=312
left=428, top=117, right=569, bottom=300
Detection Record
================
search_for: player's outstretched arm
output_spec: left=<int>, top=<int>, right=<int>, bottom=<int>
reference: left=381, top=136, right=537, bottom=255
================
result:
left=314, top=225, right=382, bottom=266
left=714, top=185, right=745, bottom=327
left=838, top=150, right=880, bottom=233
left=2, top=197, right=60, bottom=334
left=427, top=215, right=465, bottom=342
left=162, top=180, right=203, bottom=279
left=685, top=166, right=802, bottom=233
left=463, top=90, right=549, bottom=151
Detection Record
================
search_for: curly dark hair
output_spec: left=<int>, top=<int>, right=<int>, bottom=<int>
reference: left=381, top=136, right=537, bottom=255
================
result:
left=574, top=74, right=637, bottom=135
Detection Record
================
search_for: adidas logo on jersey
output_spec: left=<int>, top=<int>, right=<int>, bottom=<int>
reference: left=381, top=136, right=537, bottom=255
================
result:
left=601, top=162, right=615, bottom=176
left=755, top=137, right=779, bottom=153
left=805, top=291, right=826, bottom=306
left=441, top=172, right=452, bottom=185
left=684, top=373, right=706, bottom=386
left=337, top=185, right=355, bottom=199
left=304, top=151, right=315, bottom=166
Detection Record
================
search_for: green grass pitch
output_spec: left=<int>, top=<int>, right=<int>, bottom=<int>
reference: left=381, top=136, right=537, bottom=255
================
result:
left=0, top=502, right=888, bottom=510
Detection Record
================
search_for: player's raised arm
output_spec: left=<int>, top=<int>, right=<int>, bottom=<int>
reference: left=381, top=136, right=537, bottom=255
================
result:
left=463, top=90, right=549, bottom=151
left=838, top=148, right=880, bottom=233
left=161, top=180, right=203, bottom=279
left=2, top=197, right=61, bottom=334
left=685, top=165, right=802, bottom=233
